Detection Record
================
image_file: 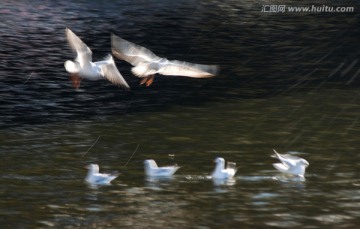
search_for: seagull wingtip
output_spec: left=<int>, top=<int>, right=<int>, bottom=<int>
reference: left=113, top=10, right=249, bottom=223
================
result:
left=122, top=84, right=131, bottom=91
left=271, top=149, right=280, bottom=158
left=65, top=27, right=71, bottom=34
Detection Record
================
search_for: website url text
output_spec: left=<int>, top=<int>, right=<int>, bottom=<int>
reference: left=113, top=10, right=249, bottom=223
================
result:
left=261, top=5, right=355, bottom=13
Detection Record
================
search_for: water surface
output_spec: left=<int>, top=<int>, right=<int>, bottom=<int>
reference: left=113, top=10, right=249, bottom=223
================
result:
left=0, top=0, right=360, bottom=228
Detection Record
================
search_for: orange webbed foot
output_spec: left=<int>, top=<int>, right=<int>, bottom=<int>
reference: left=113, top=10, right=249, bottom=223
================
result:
left=139, top=75, right=155, bottom=87
left=145, top=75, right=155, bottom=87
left=69, top=74, right=81, bottom=89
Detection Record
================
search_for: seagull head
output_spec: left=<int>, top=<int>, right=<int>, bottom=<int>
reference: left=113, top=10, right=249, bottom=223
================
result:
left=144, top=159, right=157, bottom=169
left=86, top=164, right=99, bottom=174
left=214, top=157, right=226, bottom=167
left=64, top=60, right=80, bottom=74
left=214, top=157, right=225, bottom=163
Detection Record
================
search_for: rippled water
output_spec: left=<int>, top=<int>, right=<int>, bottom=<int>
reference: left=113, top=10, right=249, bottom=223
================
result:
left=1, top=0, right=360, bottom=228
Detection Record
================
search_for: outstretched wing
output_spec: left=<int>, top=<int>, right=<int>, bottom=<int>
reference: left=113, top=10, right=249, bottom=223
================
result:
left=112, top=33, right=219, bottom=78
left=111, top=33, right=161, bottom=66
left=158, top=60, right=219, bottom=78
left=66, top=28, right=92, bottom=65
left=272, top=149, right=300, bottom=167
left=100, top=58, right=130, bottom=90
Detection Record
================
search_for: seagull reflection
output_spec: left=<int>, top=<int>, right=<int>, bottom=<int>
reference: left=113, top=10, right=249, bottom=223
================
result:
left=273, top=174, right=306, bottom=182
left=212, top=177, right=236, bottom=186
left=272, top=175, right=306, bottom=189
left=145, top=176, right=175, bottom=191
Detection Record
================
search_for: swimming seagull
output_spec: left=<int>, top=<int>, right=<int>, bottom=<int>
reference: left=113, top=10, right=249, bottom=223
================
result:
left=144, top=159, right=180, bottom=177
left=85, top=164, right=119, bottom=185
left=64, top=28, right=130, bottom=90
left=111, top=33, right=219, bottom=86
left=272, top=149, right=309, bottom=177
left=211, top=157, right=237, bottom=180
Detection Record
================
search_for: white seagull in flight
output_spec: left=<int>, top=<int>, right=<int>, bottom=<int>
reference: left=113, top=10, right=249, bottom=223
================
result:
left=85, top=164, right=119, bottom=185
left=64, top=28, right=130, bottom=90
left=211, top=157, right=237, bottom=180
left=111, top=33, right=219, bottom=86
left=144, top=159, right=180, bottom=177
left=272, top=149, right=309, bottom=177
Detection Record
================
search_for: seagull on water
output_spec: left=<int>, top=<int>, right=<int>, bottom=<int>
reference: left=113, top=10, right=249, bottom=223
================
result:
left=144, top=159, right=180, bottom=177
left=64, top=28, right=130, bottom=90
left=85, top=164, right=119, bottom=185
left=272, top=149, right=309, bottom=177
left=111, top=33, right=219, bottom=86
left=211, top=157, right=237, bottom=180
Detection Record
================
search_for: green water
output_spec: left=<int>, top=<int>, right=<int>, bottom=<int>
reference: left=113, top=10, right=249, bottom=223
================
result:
left=1, top=87, right=359, bottom=228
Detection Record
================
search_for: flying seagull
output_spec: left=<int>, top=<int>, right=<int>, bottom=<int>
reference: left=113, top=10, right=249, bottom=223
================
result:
left=111, top=33, right=219, bottom=86
left=211, top=157, right=237, bottom=180
left=144, top=159, right=180, bottom=177
left=64, top=28, right=130, bottom=90
left=85, top=164, right=119, bottom=185
left=272, top=149, right=309, bottom=177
